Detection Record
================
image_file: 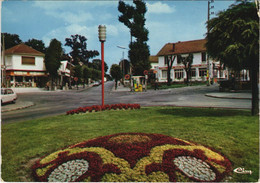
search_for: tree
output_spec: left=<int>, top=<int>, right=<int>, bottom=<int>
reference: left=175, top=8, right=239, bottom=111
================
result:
left=110, top=64, right=122, bottom=90
left=118, top=0, right=150, bottom=76
left=65, top=34, right=99, bottom=66
left=91, top=68, right=101, bottom=81
left=177, top=54, right=193, bottom=85
left=119, top=59, right=130, bottom=76
left=92, top=59, right=108, bottom=73
left=82, top=66, right=92, bottom=87
left=1, top=33, right=22, bottom=50
left=206, top=2, right=259, bottom=115
left=164, top=55, right=176, bottom=86
left=25, top=38, right=46, bottom=53
left=45, top=39, right=62, bottom=90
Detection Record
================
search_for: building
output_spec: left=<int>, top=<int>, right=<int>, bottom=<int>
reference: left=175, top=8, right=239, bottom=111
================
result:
left=149, top=55, right=158, bottom=70
left=155, top=39, right=227, bottom=83
left=57, top=60, right=74, bottom=89
left=2, top=44, right=47, bottom=88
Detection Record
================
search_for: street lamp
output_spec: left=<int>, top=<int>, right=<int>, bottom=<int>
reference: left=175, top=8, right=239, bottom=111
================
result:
left=98, top=25, right=106, bottom=107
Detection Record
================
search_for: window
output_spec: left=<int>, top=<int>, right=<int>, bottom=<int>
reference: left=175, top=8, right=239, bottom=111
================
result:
left=199, top=68, right=207, bottom=77
left=191, top=68, right=196, bottom=77
left=22, top=56, right=35, bottom=65
left=164, top=57, right=168, bottom=65
left=201, top=52, right=206, bottom=62
left=174, top=69, right=184, bottom=79
left=162, top=70, right=167, bottom=78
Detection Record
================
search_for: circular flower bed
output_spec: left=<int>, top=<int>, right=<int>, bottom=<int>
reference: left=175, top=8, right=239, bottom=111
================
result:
left=32, top=133, right=232, bottom=182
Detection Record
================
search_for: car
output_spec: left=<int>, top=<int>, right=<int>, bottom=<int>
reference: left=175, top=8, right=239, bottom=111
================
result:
left=1, top=88, right=17, bottom=104
left=92, top=81, right=101, bottom=87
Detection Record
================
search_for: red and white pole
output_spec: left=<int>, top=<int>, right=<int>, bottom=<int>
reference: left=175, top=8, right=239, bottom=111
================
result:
left=101, top=41, right=105, bottom=107
left=98, top=25, right=106, bottom=107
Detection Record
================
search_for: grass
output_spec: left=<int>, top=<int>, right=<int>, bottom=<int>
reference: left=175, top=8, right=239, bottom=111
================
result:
left=1, top=107, right=259, bottom=182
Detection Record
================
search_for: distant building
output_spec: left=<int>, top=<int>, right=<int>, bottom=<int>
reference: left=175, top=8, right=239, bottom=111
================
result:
left=2, top=44, right=47, bottom=87
left=57, top=60, right=74, bottom=89
left=155, top=39, right=227, bottom=83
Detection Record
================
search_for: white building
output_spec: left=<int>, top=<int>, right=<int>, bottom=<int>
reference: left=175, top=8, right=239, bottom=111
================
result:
left=57, top=60, right=74, bottom=89
left=155, top=39, right=227, bottom=83
left=2, top=44, right=47, bottom=87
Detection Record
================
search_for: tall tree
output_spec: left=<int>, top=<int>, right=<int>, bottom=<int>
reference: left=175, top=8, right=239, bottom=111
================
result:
left=92, top=59, right=108, bottom=73
left=177, top=54, right=193, bottom=85
left=164, top=55, right=176, bottom=86
left=206, top=2, right=259, bottom=115
left=82, top=66, right=92, bottom=86
left=25, top=38, right=46, bottom=53
left=110, top=64, right=122, bottom=90
left=45, top=39, right=62, bottom=90
left=1, top=33, right=22, bottom=50
left=65, top=34, right=99, bottom=66
left=118, top=0, right=150, bottom=76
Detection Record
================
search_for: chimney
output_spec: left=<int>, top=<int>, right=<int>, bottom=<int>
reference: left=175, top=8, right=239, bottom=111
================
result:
left=172, top=44, right=175, bottom=52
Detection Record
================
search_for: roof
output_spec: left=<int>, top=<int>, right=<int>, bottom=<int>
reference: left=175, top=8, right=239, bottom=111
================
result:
left=149, top=55, right=158, bottom=63
left=4, top=43, right=45, bottom=56
left=157, top=39, right=207, bottom=56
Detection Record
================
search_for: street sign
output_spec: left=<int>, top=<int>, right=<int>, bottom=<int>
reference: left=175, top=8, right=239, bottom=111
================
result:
left=143, top=70, right=148, bottom=75
left=125, top=74, right=130, bottom=80
left=74, top=77, right=78, bottom=82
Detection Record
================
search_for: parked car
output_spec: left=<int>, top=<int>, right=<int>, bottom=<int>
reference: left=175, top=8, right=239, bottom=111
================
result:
left=1, top=88, right=17, bottom=104
left=92, top=81, right=101, bottom=87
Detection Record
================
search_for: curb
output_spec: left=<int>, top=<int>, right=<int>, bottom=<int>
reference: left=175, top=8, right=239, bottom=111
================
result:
left=205, top=94, right=251, bottom=100
left=2, top=102, right=35, bottom=113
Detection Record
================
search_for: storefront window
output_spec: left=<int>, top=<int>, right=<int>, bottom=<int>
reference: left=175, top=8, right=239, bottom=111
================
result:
left=199, top=68, right=207, bottom=77
left=191, top=68, right=196, bottom=77
left=174, top=69, right=184, bottom=79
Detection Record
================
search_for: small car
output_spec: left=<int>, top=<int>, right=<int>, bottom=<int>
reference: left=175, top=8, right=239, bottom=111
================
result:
left=1, top=88, right=17, bottom=104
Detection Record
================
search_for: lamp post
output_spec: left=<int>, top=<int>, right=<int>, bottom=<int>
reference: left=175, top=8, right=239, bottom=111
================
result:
left=98, top=25, right=106, bottom=107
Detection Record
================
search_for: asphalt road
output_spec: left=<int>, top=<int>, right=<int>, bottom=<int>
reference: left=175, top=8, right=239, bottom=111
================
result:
left=1, top=81, right=251, bottom=124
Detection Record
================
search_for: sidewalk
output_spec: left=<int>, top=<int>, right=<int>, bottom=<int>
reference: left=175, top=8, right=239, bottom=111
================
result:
left=111, top=84, right=131, bottom=92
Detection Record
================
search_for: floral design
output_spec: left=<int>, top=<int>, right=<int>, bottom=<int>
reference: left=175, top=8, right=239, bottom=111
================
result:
left=66, top=104, right=140, bottom=115
left=32, top=133, right=232, bottom=182
left=48, top=159, right=89, bottom=182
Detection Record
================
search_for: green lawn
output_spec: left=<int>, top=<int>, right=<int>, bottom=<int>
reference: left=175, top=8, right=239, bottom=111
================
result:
left=1, top=107, right=259, bottom=182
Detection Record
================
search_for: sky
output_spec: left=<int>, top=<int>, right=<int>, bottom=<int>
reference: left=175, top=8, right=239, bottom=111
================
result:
left=1, top=0, right=236, bottom=71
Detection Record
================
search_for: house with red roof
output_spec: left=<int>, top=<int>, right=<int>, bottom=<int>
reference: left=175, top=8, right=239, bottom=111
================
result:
left=155, top=39, right=228, bottom=83
left=2, top=43, right=47, bottom=87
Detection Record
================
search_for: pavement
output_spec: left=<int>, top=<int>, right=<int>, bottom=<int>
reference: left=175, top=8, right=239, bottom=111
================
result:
left=1, top=84, right=252, bottom=113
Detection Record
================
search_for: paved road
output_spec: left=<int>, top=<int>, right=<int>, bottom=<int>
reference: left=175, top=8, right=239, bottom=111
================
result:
left=1, top=81, right=251, bottom=124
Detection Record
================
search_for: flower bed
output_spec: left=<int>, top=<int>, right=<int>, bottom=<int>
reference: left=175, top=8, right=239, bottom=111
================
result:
left=66, top=104, right=141, bottom=115
left=32, top=133, right=232, bottom=182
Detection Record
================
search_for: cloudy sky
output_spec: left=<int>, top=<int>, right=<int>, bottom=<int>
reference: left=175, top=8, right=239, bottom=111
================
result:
left=2, top=0, right=235, bottom=70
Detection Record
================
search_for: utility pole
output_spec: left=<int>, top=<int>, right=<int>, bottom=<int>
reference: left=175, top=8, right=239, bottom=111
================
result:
left=207, top=0, right=214, bottom=86
left=1, top=34, right=7, bottom=87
